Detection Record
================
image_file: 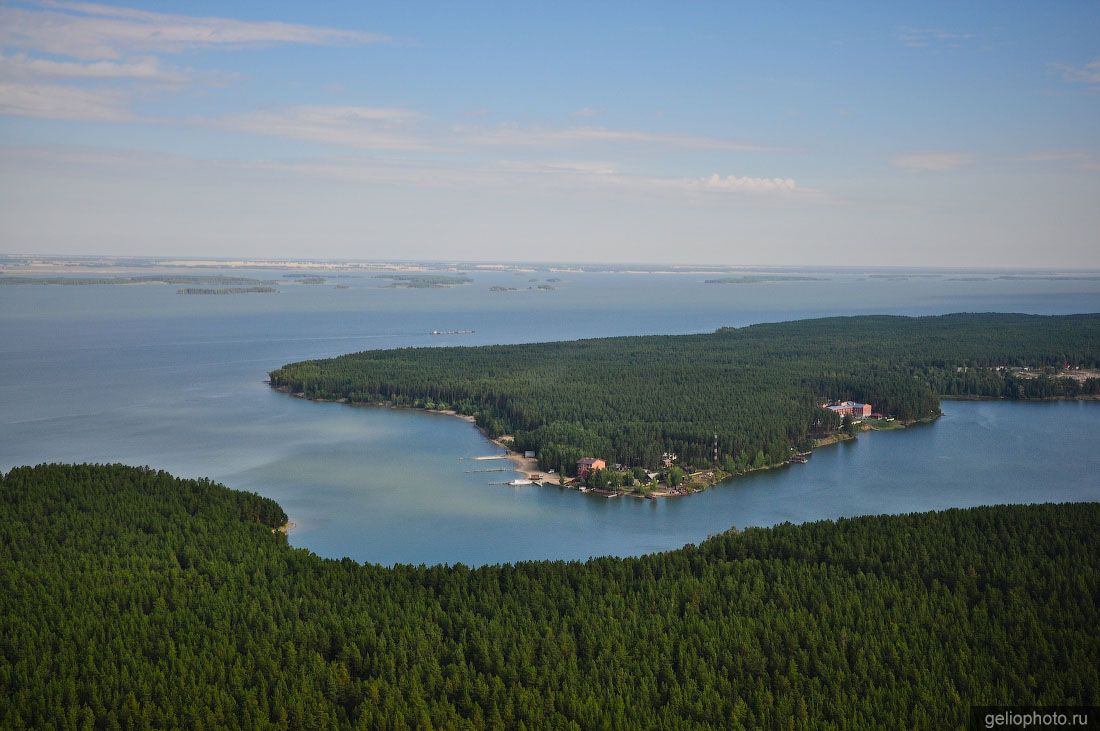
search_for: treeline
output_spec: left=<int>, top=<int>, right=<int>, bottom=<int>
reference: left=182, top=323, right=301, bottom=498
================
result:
left=929, top=368, right=1100, bottom=399
left=1, top=464, right=1097, bottom=729
left=269, top=313, right=1100, bottom=473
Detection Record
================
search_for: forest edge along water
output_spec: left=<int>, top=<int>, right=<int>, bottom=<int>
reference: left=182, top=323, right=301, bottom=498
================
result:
left=2, top=268, right=1099, bottom=566
left=268, top=313, right=1100, bottom=504
left=273, top=380, right=934, bottom=499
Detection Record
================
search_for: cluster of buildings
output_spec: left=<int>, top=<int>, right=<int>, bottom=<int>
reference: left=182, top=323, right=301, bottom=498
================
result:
left=574, top=403, right=876, bottom=481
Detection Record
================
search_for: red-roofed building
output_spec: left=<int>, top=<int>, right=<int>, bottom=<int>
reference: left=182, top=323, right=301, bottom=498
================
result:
left=576, top=457, right=606, bottom=478
left=823, top=401, right=872, bottom=418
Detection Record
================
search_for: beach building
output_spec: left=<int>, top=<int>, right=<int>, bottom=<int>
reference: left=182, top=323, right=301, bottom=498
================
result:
left=576, top=457, right=606, bottom=477
left=823, top=401, right=872, bottom=418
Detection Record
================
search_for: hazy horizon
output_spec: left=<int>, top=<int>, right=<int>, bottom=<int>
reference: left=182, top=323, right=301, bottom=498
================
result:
left=5, top=253, right=1100, bottom=273
left=2, top=2, right=1098, bottom=267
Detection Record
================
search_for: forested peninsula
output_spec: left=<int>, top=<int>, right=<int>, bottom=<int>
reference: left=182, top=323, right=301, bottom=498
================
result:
left=1, top=464, right=1097, bottom=728
left=270, top=314, right=1100, bottom=479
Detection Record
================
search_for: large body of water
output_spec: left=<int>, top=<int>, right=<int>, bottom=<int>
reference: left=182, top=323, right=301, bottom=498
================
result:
left=2, top=269, right=1098, bottom=565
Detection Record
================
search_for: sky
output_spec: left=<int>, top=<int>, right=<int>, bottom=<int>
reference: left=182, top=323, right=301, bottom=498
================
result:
left=0, top=1, right=1098, bottom=267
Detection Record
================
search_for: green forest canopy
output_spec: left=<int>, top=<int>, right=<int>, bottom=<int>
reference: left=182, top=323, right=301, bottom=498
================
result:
left=1, top=464, right=1097, bottom=729
left=270, top=313, right=1100, bottom=473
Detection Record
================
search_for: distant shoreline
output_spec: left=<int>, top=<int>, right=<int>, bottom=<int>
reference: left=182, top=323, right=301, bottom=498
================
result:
left=939, top=394, right=1100, bottom=402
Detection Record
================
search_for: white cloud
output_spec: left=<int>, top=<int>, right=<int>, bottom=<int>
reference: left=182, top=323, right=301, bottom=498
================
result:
left=1, top=144, right=806, bottom=199
left=1054, top=57, right=1100, bottom=87
left=510, top=164, right=808, bottom=199
left=283, top=158, right=804, bottom=198
left=0, top=51, right=189, bottom=84
left=0, top=1, right=386, bottom=60
left=0, top=80, right=131, bottom=120
left=461, top=124, right=769, bottom=152
left=210, top=106, right=429, bottom=150
left=693, top=173, right=797, bottom=193
left=487, top=160, right=800, bottom=196
left=0, top=3, right=388, bottom=122
left=893, top=151, right=974, bottom=171
left=280, top=160, right=806, bottom=199
left=1020, top=149, right=1100, bottom=171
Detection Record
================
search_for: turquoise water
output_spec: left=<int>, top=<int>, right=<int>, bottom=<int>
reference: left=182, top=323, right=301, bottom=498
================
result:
left=1, top=269, right=1098, bottom=565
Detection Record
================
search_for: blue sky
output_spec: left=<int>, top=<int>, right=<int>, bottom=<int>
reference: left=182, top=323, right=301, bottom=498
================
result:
left=1, top=1, right=1098, bottom=266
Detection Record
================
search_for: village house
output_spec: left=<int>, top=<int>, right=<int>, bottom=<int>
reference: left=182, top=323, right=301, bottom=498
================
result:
left=576, top=457, right=606, bottom=478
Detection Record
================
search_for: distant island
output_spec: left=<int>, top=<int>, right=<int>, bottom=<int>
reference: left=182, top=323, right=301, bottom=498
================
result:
left=703, top=275, right=827, bottom=284
left=177, top=286, right=278, bottom=295
left=373, top=274, right=473, bottom=288
left=996, top=274, right=1100, bottom=281
left=270, top=313, right=1100, bottom=496
left=491, top=284, right=555, bottom=292
left=866, top=273, right=944, bottom=280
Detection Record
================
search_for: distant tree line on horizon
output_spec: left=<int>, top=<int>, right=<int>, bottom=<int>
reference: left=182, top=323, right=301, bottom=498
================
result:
left=1, top=464, right=1097, bottom=728
left=270, top=314, right=1100, bottom=475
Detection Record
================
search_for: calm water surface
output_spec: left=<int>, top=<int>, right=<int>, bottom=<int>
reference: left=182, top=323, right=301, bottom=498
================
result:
left=1, top=270, right=1098, bottom=565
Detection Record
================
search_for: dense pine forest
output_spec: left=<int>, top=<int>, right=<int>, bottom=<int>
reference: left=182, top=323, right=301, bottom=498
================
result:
left=269, top=313, right=1100, bottom=473
left=1, top=464, right=1097, bottom=729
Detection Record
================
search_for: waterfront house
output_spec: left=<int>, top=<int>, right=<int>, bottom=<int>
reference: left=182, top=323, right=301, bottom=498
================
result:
left=576, top=457, right=606, bottom=478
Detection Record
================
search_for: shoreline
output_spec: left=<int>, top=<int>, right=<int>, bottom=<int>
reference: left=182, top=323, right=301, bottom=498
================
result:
left=419, top=409, right=553, bottom=482
left=272, top=386, right=556, bottom=482
left=939, top=394, right=1100, bottom=402
left=270, top=385, right=1091, bottom=500
left=270, top=384, right=884, bottom=498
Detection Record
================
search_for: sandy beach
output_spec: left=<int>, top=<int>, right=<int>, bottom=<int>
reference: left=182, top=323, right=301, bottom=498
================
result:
left=491, top=439, right=556, bottom=482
